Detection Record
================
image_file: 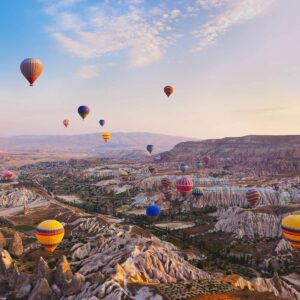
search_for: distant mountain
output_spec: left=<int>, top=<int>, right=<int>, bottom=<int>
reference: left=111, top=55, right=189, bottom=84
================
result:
left=160, top=135, right=300, bottom=174
left=0, top=132, right=197, bottom=154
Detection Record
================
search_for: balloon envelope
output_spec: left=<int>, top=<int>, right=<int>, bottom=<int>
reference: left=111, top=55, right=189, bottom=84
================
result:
left=148, top=166, right=156, bottom=174
left=282, top=215, right=300, bottom=250
left=20, top=58, right=43, bottom=86
left=203, top=156, right=210, bottom=166
left=146, top=205, right=160, bottom=217
left=192, top=187, right=204, bottom=198
left=102, top=132, right=111, bottom=142
left=246, top=189, right=260, bottom=207
left=179, top=162, right=188, bottom=174
left=176, top=177, right=193, bottom=197
left=78, top=106, right=90, bottom=119
left=63, top=119, right=70, bottom=128
left=35, top=220, right=64, bottom=252
left=3, top=171, right=13, bottom=180
left=146, top=145, right=154, bottom=154
left=99, top=119, right=105, bottom=127
left=195, top=161, right=202, bottom=170
left=164, top=86, right=174, bottom=97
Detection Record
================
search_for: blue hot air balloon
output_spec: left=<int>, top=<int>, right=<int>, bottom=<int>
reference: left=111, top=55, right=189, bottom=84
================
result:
left=195, top=160, right=202, bottom=170
left=99, top=119, right=105, bottom=127
left=78, top=106, right=90, bottom=120
left=146, top=205, right=160, bottom=217
left=146, top=144, right=154, bottom=155
left=192, top=187, right=204, bottom=198
left=179, top=162, right=188, bottom=174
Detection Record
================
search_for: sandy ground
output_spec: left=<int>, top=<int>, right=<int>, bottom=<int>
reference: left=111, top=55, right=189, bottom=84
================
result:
left=57, top=194, right=83, bottom=204
left=155, top=222, right=195, bottom=230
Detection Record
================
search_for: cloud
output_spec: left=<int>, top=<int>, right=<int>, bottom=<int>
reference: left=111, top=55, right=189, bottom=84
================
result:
left=75, top=64, right=99, bottom=79
left=194, top=0, right=275, bottom=50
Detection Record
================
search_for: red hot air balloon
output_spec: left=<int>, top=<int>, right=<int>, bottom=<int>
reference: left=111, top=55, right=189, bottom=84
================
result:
left=20, top=58, right=43, bottom=86
left=161, top=177, right=172, bottom=189
left=175, top=177, right=193, bottom=197
left=3, top=171, right=13, bottom=181
left=203, top=156, right=210, bottom=166
left=246, top=189, right=261, bottom=207
left=63, top=119, right=70, bottom=128
left=164, top=86, right=174, bottom=98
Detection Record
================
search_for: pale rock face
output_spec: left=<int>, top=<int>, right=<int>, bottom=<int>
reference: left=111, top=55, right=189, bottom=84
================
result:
left=8, top=232, right=23, bottom=258
left=275, top=239, right=293, bottom=254
left=0, top=188, right=37, bottom=208
left=214, top=209, right=300, bottom=238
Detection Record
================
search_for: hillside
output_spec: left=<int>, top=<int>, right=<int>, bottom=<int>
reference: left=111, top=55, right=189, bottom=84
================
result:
left=160, top=135, right=300, bottom=174
left=0, top=132, right=196, bottom=154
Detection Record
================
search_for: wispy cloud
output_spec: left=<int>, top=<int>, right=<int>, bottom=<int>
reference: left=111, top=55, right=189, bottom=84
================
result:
left=194, top=0, right=275, bottom=50
left=75, top=64, right=99, bottom=79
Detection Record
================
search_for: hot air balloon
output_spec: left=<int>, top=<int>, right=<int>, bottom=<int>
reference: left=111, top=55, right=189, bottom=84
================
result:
left=119, top=170, right=129, bottom=182
left=192, top=187, right=204, bottom=199
left=35, top=220, right=64, bottom=253
left=164, top=86, right=174, bottom=98
left=3, top=171, right=13, bottom=181
left=203, top=156, right=210, bottom=166
left=78, top=106, right=90, bottom=120
left=99, top=119, right=105, bottom=127
left=179, top=162, right=188, bottom=174
left=161, top=177, right=172, bottom=189
left=146, top=145, right=154, bottom=155
left=175, top=177, right=193, bottom=197
left=20, top=58, right=43, bottom=86
left=195, top=160, right=202, bottom=170
left=246, top=189, right=261, bottom=207
left=163, top=190, right=173, bottom=201
left=281, top=215, right=300, bottom=250
left=148, top=166, right=156, bottom=174
left=63, top=119, right=70, bottom=128
left=146, top=205, right=160, bottom=218
left=102, top=132, right=111, bottom=143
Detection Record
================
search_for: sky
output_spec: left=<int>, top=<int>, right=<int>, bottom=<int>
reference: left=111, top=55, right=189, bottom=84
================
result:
left=0, top=0, right=299, bottom=139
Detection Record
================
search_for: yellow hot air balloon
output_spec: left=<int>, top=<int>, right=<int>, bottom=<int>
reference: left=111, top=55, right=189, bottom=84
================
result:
left=102, top=132, right=111, bottom=143
left=35, top=220, right=64, bottom=252
left=281, top=215, right=300, bottom=250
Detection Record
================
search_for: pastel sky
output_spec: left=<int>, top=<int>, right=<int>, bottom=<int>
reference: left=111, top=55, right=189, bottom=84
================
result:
left=0, top=0, right=299, bottom=138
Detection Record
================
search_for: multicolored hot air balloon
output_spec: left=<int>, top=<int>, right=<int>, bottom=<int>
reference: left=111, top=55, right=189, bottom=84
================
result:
left=3, top=171, right=13, bottom=181
left=192, top=187, right=204, bottom=199
left=281, top=215, right=300, bottom=250
left=161, top=177, right=172, bottom=189
left=146, top=145, right=154, bottom=155
left=102, top=132, right=111, bottom=143
left=164, top=86, right=174, bottom=98
left=35, top=220, right=64, bottom=253
left=119, top=170, right=129, bottom=182
left=246, top=189, right=261, bottom=207
left=175, top=177, right=193, bottom=197
left=63, top=119, right=70, bottom=128
left=203, top=156, right=210, bottom=166
left=195, top=160, right=202, bottom=170
left=99, top=119, right=105, bottom=127
left=179, top=162, right=188, bottom=174
left=78, top=106, right=90, bottom=120
left=148, top=166, right=156, bottom=174
left=20, top=58, right=43, bottom=86
left=146, top=205, right=160, bottom=218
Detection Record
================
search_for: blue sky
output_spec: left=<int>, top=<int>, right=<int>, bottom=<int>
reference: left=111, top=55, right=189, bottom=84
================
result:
left=0, top=0, right=299, bottom=138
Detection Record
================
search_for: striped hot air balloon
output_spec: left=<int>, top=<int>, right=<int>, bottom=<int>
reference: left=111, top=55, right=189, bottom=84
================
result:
left=161, top=177, right=172, bottom=189
left=164, top=85, right=174, bottom=98
left=281, top=215, right=300, bottom=250
left=175, top=177, right=193, bottom=197
left=148, top=165, right=155, bottom=174
left=192, top=187, right=204, bottom=198
left=246, top=189, right=261, bottom=207
left=35, top=220, right=64, bottom=253
left=102, top=132, right=111, bottom=143
left=20, top=58, right=43, bottom=86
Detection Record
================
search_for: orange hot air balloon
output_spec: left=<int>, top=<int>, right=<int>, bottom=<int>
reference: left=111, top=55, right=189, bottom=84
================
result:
left=20, top=58, right=43, bottom=86
left=63, top=119, right=70, bottom=128
left=246, top=189, right=261, bottom=208
left=102, top=132, right=111, bottom=143
left=164, top=86, right=174, bottom=97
